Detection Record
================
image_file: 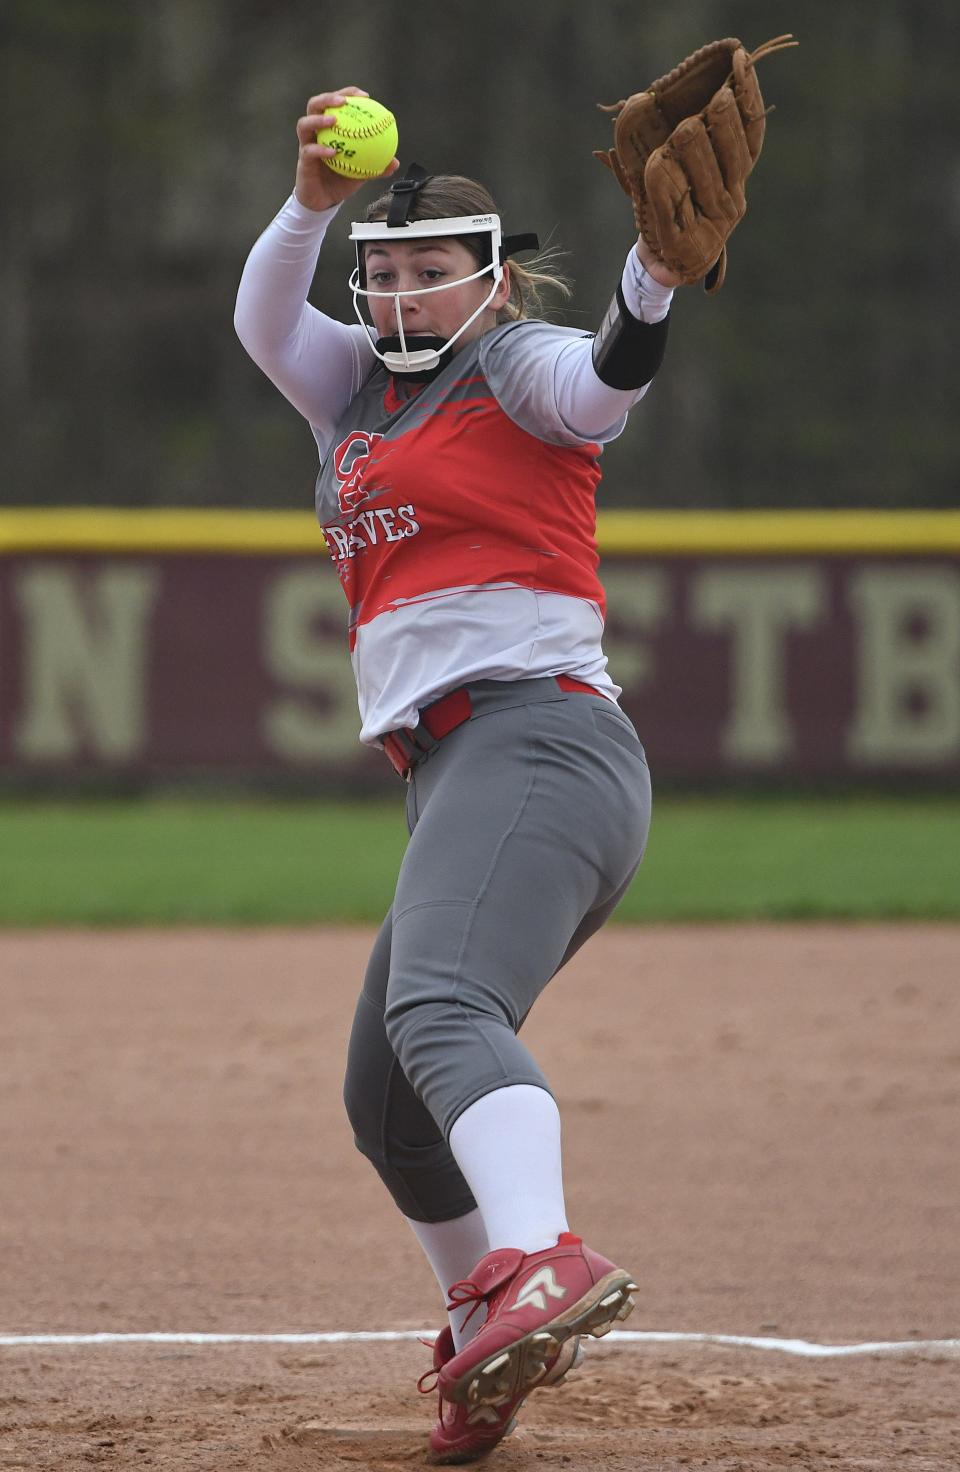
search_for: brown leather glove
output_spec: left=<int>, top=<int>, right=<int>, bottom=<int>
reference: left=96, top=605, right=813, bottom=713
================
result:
left=595, top=35, right=797, bottom=293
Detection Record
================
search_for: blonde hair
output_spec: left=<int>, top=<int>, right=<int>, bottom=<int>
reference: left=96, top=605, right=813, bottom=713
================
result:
left=364, top=174, right=571, bottom=323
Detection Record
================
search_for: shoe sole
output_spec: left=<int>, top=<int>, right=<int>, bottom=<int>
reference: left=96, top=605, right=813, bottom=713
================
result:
left=444, top=1269, right=637, bottom=1409
left=429, top=1413, right=521, bottom=1466
left=430, top=1339, right=587, bottom=1462
left=430, top=1341, right=584, bottom=1462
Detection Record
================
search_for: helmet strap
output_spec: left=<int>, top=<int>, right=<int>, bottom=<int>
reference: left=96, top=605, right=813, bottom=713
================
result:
left=386, top=162, right=432, bottom=226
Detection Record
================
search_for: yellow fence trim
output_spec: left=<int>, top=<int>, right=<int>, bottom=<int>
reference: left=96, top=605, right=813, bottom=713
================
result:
left=0, top=508, right=327, bottom=555
left=1, top=508, right=959, bottom=556
left=597, top=510, right=960, bottom=554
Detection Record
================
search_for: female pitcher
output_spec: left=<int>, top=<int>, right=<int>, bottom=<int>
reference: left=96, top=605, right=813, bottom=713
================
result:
left=235, top=85, right=682, bottom=1463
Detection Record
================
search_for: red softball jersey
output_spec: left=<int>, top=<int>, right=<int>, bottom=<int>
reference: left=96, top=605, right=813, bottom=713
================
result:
left=314, top=319, right=626, bottom=743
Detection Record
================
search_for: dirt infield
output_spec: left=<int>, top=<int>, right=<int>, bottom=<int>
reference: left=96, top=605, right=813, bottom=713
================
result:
left=2, top=925, right=958, bottom=1470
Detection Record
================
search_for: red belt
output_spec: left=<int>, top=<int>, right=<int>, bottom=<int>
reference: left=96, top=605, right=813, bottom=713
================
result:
left=381, top=675, right=599, bottom=781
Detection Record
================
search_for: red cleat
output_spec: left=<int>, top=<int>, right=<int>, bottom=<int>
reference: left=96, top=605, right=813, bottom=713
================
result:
left=423, top=1322, right=584, bottom=1464
left=437, top=1232, right=636, bottom=1410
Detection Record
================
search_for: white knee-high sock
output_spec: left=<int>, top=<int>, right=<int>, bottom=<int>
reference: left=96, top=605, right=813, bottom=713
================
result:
left=404, top=1207, right=490, bottom=1352
left=448, top=1085, right=569, bottom=1255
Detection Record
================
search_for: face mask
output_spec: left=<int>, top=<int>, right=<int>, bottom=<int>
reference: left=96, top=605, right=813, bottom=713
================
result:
left=349, top=214, right=504, bottom=376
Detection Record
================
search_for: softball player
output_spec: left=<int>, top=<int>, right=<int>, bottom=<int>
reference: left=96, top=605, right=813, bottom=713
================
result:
left=235, top=85, right=682, bottom=1464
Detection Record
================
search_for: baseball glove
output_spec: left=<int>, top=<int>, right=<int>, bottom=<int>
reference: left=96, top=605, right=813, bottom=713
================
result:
left=595, top=34, right=797, bottom=293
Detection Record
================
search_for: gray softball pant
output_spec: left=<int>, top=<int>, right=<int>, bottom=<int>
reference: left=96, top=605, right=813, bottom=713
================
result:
left=342, top=677, right=652, bottom=1224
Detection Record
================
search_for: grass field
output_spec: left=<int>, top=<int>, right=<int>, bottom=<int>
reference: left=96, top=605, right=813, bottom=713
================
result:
left=1, top=797, right=957, bottom=926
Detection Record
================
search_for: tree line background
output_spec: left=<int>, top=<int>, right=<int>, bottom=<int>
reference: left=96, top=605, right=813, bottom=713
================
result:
left=1, top=0, right=956, bottom=511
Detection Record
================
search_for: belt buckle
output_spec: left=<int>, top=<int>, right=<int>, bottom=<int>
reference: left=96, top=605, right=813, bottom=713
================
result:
left=382, top=730, right=417, bottom=781
left=382, top=725, right=437, bottom=782
left=383, top=691, right=469, bottom=782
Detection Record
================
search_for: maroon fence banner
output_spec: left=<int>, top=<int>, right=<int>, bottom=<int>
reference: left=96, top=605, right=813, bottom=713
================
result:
left=1, top=553, right=959, bottom=783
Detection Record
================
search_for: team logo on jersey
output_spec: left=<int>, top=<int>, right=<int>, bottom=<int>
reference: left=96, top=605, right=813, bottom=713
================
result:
left=324, top=504, right=421, bottom=565
left=333, top=430, right=384, bottom=514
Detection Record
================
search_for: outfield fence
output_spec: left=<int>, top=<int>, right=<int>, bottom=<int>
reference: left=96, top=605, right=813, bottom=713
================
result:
left=2, top=510, right=959, bottom=787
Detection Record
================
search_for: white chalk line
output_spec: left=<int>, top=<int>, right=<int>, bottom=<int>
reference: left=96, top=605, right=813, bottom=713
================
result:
left=1, top=1330, right=957, bottom=1359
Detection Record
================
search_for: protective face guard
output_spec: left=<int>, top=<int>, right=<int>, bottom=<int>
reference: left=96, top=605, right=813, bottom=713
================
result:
left=348, top=214, right=505, bottom=374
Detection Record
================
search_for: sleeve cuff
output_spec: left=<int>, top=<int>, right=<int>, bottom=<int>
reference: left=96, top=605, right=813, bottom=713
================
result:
left=282, top=193, right=344, bottom=230
left=621, top=248, right=674, bottom=324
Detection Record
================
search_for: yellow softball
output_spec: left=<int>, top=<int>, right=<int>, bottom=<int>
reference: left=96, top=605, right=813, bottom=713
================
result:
left=316, top=97, right=399, bottom=180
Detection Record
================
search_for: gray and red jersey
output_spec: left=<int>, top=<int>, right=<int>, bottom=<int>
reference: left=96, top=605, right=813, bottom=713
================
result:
left=235, top=194, right=674, bottom=744
left=315, top=320, right=624, bottom=743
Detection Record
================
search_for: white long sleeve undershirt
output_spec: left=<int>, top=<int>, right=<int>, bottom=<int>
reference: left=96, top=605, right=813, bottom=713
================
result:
left=234, top=194, right=673, bottom=457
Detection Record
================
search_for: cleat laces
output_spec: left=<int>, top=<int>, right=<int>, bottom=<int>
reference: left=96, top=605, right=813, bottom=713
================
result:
left=417, top=1366, right=441, bottom=1395
left=445, top=1276, right=491, bottom=1328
